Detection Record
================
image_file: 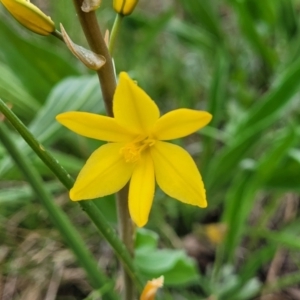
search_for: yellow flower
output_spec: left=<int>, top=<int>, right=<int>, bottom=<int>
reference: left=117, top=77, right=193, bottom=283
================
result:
left=56, top=72, right=212, bottom=227
left=113, top=0, right=138, bottom=16
left=140, top=276, right=164, bottom=300
left=0, top=0, right=55, bottom=35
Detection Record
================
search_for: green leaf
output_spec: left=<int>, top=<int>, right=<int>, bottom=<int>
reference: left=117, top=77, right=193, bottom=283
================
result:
left=28, top=75, right=104, bottom=143
left=167, top=18, right=213, bottom=51
left=135, top=228, right=159, bottom=251
left=0, top=62, right=40, bottom=120
left=135, top=229, right=199, bottom=286
left=265, top=148, right=300, bottom=192
left=0, top=75, right=104, bottom=177
left=0, top=19, right=79, bottom=101
left=0, top=181, right=63, bottom=204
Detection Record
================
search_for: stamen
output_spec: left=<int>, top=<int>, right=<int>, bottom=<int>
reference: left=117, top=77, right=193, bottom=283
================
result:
left=120, top=137, right=156, bottom=163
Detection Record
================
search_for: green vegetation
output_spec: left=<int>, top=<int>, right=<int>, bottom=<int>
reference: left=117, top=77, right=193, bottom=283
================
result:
left=1, top=0, right=300, bottom=299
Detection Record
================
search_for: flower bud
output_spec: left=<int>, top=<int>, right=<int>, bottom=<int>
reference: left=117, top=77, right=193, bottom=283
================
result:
left=113, top=0, right=138, bottom=16
left=0, top=0, right=55, bottom=36
left=140, top=276, right=164, bottom=300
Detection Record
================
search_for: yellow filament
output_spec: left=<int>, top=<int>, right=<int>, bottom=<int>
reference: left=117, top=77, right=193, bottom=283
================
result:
left=120, top=137, right=155, bottom=163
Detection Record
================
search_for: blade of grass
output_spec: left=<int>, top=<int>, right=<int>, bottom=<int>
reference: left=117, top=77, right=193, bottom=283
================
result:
left=278, top=0, right=298, bottom=39
left=202, top=50, right=229, bottom=172
left=178, top=0, right=224, bottom=43
left=0, top=180, right=63, bottom=204
left=250, top=228, right=300, bottom=251
left=239, top=245, right=277, bottom=284
left=222, top=126, right=296, bottom=262
left=207, top=56, right=300, bottom=191
left=227, top=0, right=276, bottom=70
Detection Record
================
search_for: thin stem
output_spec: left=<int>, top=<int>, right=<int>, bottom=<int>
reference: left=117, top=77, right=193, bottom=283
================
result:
left=72, top=0, right=116, bottom=116
left=0, top=99, right=143, bottom=291
left=117, top=184, right=136, bottom=300
left=82, top=200, right=142, bottom=292
left=71, top=1, right=137, bottom=298
left=0, top=99, right=72, bottom=190
left=109, top=14, right=124, bottom=55
left=0, top=122, right=116, bottom=299
left=52, top=30, right=64, bottom=42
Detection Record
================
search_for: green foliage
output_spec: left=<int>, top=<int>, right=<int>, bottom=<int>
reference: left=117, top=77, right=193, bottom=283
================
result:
left=1, top=0, right=300, bottom=298
left=0, top=75, right=104, bottom=178
left=0, top=19, right=79, bottom=100
left=135, top=229, right=199, bottom=286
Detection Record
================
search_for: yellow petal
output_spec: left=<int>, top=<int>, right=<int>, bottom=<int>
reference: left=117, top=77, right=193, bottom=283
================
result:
left=152, top=109, right=212, bottom=140
left=140, top=276, right=164, bottom=300
left=1, top=0, right=55, bottom=35
left=150, top=141, right=207, bottom=207
left=113, top=72, right=160, bottom=134
left=129, top=152, right=155, bottom=227
left=70, top=143, right=134, bottom=200
left=56, top=112, right=135, bottom=142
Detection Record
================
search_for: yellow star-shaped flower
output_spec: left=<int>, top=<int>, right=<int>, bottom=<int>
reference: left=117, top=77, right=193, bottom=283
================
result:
left=56, top=72, right=212, bottom=227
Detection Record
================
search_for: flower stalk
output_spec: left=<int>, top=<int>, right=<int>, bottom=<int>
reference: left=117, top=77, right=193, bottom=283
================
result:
left=109, top=13, right=123, bottom=55
left=70, top=1, right=137, bottom=298
left=117, top=184, right=136, bottom=299
left=72, top=0, right=116, bottom=116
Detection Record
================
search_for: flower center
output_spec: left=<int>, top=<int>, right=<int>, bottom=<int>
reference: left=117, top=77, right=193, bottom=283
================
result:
left=120, top=137, right=155, bottom=163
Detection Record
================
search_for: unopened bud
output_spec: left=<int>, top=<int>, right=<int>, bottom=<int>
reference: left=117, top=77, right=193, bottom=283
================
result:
left=0, top=0, right=55, bottom=36
left=140, top=276, right=164, bottom=300
left=113, top=0, right=138, bottom=16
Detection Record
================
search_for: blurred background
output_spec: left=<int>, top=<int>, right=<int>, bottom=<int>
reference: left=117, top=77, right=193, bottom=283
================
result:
left=1, top=0, right=300, bottom=299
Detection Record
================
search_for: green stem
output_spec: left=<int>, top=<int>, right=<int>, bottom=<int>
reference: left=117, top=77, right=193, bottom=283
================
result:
left=0, top=99, right=143, bottom=291
left=0, top=122, right=116, bottom=300
left=52, top=30, right=64, bottom=42
left=81, top=200, right=142, bottom=292
left=71, top=1, right=137, bottom=298
left=0, top=100, right=72, bottom=190
left=109, top=14, right=124, bottom=55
